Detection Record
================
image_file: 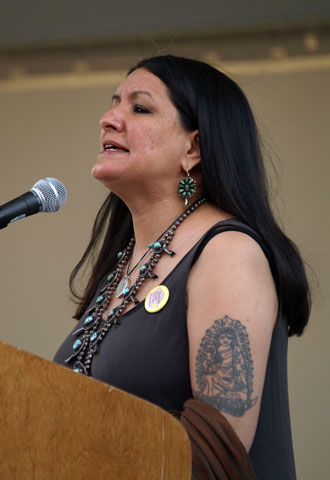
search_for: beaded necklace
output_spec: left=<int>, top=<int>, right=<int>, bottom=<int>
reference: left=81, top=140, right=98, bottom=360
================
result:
left=65, top=197, right=206, bottom=375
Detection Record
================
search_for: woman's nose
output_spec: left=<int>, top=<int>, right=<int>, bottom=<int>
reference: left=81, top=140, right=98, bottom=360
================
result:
left=99, top=108, right=124, bottom=131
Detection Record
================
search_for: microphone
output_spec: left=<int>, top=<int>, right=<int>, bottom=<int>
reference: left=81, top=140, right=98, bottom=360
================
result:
left=0, top=178, right=67, bottom=230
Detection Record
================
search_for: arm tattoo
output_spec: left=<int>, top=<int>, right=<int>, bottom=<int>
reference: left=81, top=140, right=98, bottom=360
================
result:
left=192, top=315, right=258, bottom=417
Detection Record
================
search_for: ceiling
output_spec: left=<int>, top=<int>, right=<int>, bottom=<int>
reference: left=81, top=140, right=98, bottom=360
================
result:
left=1, top=0, right=329, bottom=85
left=2, top=0, right=329, bottom=49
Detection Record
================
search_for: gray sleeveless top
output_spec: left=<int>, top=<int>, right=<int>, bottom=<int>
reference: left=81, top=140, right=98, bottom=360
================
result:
left=54, top=219, right=296, bottom=479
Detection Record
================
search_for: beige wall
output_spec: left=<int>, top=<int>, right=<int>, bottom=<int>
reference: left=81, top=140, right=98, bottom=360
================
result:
left=0, top=56, right=329, bottom=478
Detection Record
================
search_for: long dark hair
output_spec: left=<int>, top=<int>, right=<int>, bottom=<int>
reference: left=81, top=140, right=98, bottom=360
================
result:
left=70, top=55, right=311, bottom=336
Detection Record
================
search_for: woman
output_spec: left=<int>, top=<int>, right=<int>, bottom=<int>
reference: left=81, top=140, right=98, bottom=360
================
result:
left=54, top=55, right=310, bottom=479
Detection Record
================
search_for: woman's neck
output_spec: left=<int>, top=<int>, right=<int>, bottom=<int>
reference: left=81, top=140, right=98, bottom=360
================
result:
left=118, top=184, right=231, bottom=268
left=128, top=194, right=188, bottom=256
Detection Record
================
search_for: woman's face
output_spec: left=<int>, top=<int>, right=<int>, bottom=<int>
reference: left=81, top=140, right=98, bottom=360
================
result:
left=92, top=68, right=195, bottom=196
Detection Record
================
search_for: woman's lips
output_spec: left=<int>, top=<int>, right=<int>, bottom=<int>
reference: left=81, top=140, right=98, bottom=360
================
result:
left=102, top=140, right=129, bottom=152
left=99, top=148, right=129, bottom=155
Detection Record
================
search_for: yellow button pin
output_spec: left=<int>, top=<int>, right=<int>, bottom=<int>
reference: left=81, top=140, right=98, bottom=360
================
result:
left=144, top=285, right=169, bottom=313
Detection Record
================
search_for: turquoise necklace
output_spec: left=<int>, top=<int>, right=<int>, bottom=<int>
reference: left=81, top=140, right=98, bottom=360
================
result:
left=65, top=197, right=206, bottom=375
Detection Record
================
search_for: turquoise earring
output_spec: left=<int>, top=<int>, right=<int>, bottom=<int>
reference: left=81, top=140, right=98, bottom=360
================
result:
left=178, top=170, right=197, bottom=206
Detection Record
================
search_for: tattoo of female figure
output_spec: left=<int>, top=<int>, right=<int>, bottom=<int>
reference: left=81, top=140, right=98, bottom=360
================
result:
left=193, top=315, right=258, bottom=417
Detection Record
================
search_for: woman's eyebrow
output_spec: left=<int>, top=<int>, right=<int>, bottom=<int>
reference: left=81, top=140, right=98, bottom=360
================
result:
left=112, top=90, right=155, bottom=102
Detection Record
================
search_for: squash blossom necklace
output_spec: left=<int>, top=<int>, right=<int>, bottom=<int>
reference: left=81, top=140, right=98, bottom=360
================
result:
left=65, top=197, right=206, bottom=375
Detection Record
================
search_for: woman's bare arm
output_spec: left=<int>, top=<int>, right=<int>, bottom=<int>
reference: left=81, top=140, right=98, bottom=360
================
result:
left=187, top=230, right=278, bottom=452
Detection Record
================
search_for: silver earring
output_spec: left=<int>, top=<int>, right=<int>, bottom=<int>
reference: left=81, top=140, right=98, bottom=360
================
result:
left=178, top=170, right=197, bottom=205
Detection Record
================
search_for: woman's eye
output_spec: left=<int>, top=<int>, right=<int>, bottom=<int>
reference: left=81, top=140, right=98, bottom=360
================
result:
left=133, top=104, right=150, bottom=114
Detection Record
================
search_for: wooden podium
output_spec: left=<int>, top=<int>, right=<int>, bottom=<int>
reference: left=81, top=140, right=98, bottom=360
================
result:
left=0, top=342, right=192, bottom=479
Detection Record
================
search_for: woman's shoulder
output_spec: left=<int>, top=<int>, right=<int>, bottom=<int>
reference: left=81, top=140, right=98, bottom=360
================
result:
left=187, top=216, right=279, bottom=334
left=198, top=225, right=269, bottom=266
left=191, top=226, right=275, bottom=296
left=190, top=211, right=272, bottom=271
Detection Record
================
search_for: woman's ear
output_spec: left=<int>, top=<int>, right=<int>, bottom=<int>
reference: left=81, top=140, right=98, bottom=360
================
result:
left=183, top=131, right=201, bottom=171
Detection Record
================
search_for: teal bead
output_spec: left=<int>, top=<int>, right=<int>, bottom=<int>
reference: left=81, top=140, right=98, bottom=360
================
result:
left=73, top=339, right=82, bottom=351
left=154, top=242, right=161, bottom=248
left=96, top=295, right=103, bottom=304
left=148, top=243, right=153, bottom=248
left=107, top=273, right=114, bottom=282
left=107, top=308, right=115, bottom=318
left=84, top=315, right=93, bottom=325
left=140, top=264, right=147, bottom=272
left=117, top=251, right=122, bottom=259
left=90, top=332, right=98, bottom=342
left=123, top=287, right=130, bottom=295
left=73, top=368, right=81, bottom=373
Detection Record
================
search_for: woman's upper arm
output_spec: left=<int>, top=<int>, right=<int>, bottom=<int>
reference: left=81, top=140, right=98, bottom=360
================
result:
left=187, top=230, right=278, bottom=452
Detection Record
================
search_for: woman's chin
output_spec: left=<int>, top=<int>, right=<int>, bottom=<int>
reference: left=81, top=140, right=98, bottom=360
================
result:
left=91, top=162, right=103, bottom=179
left=91, top=162, right=127, bottom=193
left=91, top=161, right=114, bottom=181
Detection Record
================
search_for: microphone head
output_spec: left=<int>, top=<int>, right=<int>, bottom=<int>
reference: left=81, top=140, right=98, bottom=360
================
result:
left=31, top=177, right=67, bottom=213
